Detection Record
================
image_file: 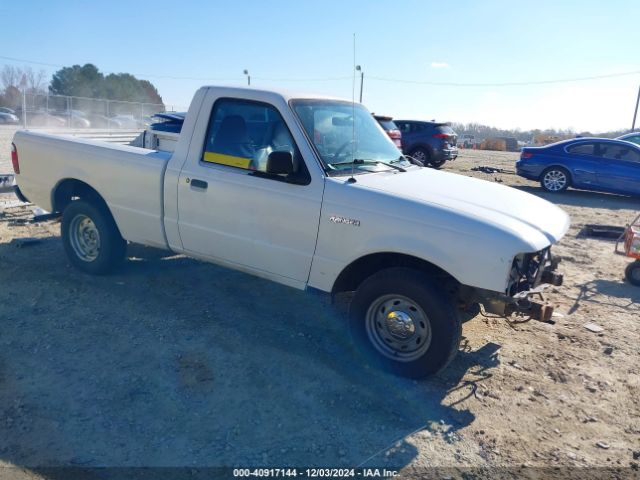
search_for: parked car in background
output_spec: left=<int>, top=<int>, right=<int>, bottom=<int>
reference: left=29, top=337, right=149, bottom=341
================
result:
left=26, top=111, right=67, bottom=128
left=0, top=111, right=19, bottom=124
left=373, top=115, right=402, bottom=149
left=517, top=138, right=640, bottom=195
left=108, top=114, right=142, bottom=129
left=394, top=120, right=458, bottom=168
left=149, top=112, right=186, bottom=133
left=84, top=113, right=113, bottom=128
left=459, top=133, right=478, bottom=148
left=617, top=131, right=640, bottom=146
left=0, top=107, right=17, bottom=115
left=130, top=112, right=186, bottom=151
left=52, top=110, right=91, bottom=128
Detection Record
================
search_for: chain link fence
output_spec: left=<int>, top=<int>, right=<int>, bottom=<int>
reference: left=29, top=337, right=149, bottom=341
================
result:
left=2, top=93, right=186, bottom=130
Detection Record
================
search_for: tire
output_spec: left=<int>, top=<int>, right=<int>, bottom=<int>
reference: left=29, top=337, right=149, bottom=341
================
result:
left=409, top=147, right=430, bottom=167
left=430, top=158, right=446, bottom=169
left=349, top=267, right=462, bottom=378
left=61, top=199, right=126, bottom=274
left=625, top=261, right=640, bottom=286
left=540, top=167, right=570, bottom=193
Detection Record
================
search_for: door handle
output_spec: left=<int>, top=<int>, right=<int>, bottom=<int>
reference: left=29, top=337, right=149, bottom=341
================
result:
left=190, top=179, right=208, bottom=190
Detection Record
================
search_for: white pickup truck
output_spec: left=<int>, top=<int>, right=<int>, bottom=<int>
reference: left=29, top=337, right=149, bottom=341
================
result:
left=11, top=86, right=569, bottom=378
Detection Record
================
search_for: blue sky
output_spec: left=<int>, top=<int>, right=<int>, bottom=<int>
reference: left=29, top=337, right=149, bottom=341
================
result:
left=1, top=0, right=639, bottom=131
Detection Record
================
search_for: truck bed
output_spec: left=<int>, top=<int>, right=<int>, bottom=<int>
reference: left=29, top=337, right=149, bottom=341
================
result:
left=13, top=130, right=172, bottom=248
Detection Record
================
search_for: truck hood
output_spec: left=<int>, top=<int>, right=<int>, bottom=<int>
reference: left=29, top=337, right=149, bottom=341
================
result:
left=352, top=167, right=570, bottom=250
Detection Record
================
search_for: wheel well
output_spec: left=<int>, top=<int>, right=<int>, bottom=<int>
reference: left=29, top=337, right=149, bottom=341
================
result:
left=331, top=252, right=459, bottom=296
left=52, top=179, right=106, bottom=213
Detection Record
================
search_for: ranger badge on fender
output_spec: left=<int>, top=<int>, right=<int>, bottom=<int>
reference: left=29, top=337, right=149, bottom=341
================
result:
left=329, top=215, right=361, bottom=227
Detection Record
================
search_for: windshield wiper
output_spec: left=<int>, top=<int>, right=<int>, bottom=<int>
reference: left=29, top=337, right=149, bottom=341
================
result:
left=391, top=155, right=417, bottom=165
left=329, top=158, right=406, bottom=172
left=393, top=154, right=428, bottom=167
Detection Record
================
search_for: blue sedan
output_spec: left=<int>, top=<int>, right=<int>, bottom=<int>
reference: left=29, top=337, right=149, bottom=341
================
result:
left=516, top=138, right=640, bottom=195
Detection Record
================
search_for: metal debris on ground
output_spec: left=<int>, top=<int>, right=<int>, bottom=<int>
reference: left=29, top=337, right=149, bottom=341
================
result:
left=0, top=200, right=29, bottom=212
left=583, top=323, right=604, bottom=333
left=32, top=212, right=60, bottom=223
left=471, top=166, right=516, bottom=175
left=580, top=224, right=625, bottom=240
left=0, top=200, right=57, bottom=226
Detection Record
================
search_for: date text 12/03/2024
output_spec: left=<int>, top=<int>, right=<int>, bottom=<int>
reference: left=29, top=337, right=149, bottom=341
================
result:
left=232, top=468, right=398, bottom=478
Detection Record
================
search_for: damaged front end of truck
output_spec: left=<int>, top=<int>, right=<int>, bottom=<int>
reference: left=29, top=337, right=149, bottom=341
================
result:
left=461, top=247, right=564, bottom=323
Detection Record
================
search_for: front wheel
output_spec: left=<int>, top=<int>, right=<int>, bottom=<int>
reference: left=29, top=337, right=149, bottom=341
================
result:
left=625, top=261, right=640, bottom=286
left=540, top=167, right=570, bottom=192
left=61, top=199, right=127, bottom=274
left=349, top=268, right=461, bottom=378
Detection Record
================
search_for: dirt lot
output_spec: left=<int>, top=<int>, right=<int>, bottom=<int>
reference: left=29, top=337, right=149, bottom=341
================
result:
left=0, top=134, right=639, bottom=478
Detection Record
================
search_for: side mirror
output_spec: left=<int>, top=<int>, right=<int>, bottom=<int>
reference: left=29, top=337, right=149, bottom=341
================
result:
left=266, top=151, right=294, bottom=175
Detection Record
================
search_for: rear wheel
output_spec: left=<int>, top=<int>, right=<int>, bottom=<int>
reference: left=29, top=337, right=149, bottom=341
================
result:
left=625, top=261, right=640, bottom=286
left=409, top=147, right=430, bottom=167
left=430, top=157, right=446, bottom=169
left=61, top=199, right=126, bottom=274
left=541, top=167, right=570, bottom=192
left=349, top=267, right=461, bottom=378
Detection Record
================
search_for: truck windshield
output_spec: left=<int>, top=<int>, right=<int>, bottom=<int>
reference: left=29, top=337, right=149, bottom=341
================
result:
left=290, top=99, right=410, bottom=175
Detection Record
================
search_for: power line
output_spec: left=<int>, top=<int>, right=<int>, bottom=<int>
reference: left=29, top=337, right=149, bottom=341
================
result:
left=252, top=76, right=351, bottom=82
left=0, top=55, right=61, bottom=68
left=367, top=70, right=640, bottom=87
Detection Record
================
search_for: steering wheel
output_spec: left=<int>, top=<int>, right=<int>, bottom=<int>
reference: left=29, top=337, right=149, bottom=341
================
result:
left=332, top=139, right=356, bottom=161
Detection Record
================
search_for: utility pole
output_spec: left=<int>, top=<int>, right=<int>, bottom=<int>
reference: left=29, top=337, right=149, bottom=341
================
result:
left=19, top=74, right=27, bottom=128
left=243, top=69, right=251, bottom=86
left=632, top=84, right=640, bottom=131
left=356, top=65, right=364, bottom=103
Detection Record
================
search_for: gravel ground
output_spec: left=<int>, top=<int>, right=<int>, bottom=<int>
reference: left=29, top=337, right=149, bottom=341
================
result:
left=0, top=131, right=639, bottom=479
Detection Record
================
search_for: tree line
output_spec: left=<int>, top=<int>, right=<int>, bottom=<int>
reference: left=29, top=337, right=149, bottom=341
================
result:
left=0, top=63, right=163, bottom=110
left=451, top=121, right=627, bottom=142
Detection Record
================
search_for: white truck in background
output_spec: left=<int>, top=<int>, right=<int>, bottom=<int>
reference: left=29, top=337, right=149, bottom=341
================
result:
left=130, top=111, right=184, bottom=152
left=459, top=133, right=480, bottom=149
left=11, top=86, right=569, bottom=378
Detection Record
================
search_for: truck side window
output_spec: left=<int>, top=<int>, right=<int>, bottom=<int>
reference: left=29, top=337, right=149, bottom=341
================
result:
left=202, top=98, right=308, bottom=179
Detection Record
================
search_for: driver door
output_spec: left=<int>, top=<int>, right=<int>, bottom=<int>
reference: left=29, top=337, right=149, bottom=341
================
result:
left=177, top=96, right=324, bottom=286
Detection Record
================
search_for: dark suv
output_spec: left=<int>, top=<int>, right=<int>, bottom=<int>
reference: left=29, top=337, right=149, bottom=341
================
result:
left=394, top=120, right=458, bottom=168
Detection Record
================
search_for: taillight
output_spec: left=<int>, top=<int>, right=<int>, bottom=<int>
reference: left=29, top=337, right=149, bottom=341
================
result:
left=521, top=151, right=534, bottom=159
left=11, top=143, right=19, bottom=174
left=386, top=130, right=402, bottom=148
left=433, top=133, right=449, bottom=139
